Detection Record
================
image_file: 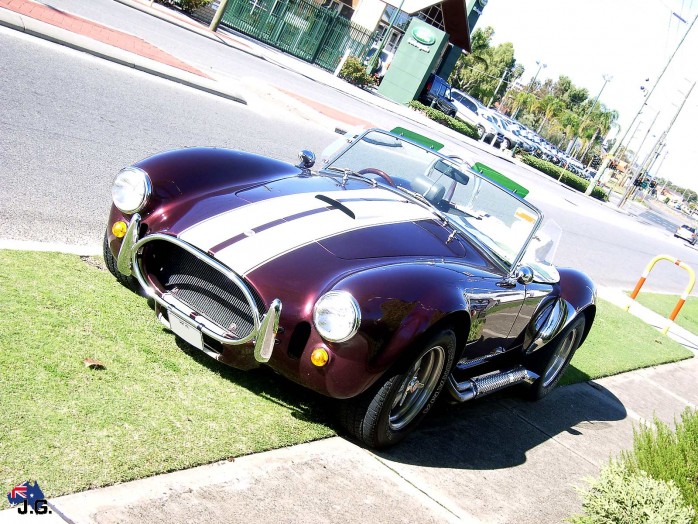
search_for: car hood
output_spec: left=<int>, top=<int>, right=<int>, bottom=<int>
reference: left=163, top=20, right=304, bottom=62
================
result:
left=175, top=175, right=464, bottom=276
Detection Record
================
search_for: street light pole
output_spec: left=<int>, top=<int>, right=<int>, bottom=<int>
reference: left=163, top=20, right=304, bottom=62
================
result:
left=526, top=60, right=546, bottom=93
left=585, top=12, right=698, bottom=196
left=513, top=60, right=545, bottom=118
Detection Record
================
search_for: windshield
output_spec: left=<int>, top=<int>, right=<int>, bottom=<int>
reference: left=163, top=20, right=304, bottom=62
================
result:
left=323, top=130, right=544, bottom=270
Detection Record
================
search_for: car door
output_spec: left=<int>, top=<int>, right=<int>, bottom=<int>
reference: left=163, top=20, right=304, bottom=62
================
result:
left=462, top=277, right=528, bottom=360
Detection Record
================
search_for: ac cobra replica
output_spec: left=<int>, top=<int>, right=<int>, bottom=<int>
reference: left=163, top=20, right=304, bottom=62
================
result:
left=104, top=129, right=596, bottom=448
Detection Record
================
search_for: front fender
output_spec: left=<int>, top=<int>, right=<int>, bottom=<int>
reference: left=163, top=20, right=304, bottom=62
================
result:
left=106, top=148, right=304, bottom=260
left=304, top=263, right=474, bottom=398
left=524, top=268, right=596, bottom=353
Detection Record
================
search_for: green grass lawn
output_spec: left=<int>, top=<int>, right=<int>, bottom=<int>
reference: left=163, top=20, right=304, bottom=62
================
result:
left=0, top=251, right=334, bottom=507
left=0, top=251, right=693, bottom=503
left=630, top=292, right=698, bottom=335
left=560, top=298, right=693, bottom=386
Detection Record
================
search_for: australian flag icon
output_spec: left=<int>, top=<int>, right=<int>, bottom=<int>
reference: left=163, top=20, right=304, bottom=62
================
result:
left=7, top=481, right=45, bottom=507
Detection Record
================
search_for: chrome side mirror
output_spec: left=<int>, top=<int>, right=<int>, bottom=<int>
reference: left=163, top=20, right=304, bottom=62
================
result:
left=515, top=265, right=534, bottom=285
left=297, top=150, right=315, bottom=169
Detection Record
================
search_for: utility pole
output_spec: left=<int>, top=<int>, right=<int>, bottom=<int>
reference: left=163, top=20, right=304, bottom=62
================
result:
left=488, top=68, right=509, bottom=108
left=209, top=0, right=231, bottom=31
left=619, top=81, right=695, bottom=207
left=568, top=74, right=612, bottom=159
left=585, top=12, right=698, bottom=196
left=617, top=110, right=660, bottom=205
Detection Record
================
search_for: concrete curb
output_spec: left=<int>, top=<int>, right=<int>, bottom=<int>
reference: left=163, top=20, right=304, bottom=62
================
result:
left=0, top=6, right=247, bottom=105
left=0, top=239, right=101, bottom=256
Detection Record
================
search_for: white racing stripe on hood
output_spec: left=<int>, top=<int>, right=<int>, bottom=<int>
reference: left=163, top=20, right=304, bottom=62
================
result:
left=215, top=193, right=434, bottom=275
left=216, top=198, right=436, bottom=275
left=179, top=188, right=406, bottom=252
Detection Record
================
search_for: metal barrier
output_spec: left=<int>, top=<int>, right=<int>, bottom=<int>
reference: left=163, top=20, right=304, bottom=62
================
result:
left=627, top=254, right=696, bottom=334
left=219, top=0, right=375, bottom=72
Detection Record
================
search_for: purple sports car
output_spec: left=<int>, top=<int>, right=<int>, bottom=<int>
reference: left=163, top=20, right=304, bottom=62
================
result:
left=104, top=129, right=596, bottom=448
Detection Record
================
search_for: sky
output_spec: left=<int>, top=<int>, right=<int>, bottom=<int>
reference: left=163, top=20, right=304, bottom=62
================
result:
left=476, top=0, right=698, bottom=192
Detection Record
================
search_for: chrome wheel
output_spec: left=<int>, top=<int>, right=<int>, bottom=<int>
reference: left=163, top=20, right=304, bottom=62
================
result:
left=389, top=345, right=446, bottom=431
left=542, top=326, right=578, bottom=387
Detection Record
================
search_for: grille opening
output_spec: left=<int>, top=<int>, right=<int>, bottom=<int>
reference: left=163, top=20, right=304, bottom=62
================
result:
left=287, top=322, right=311, bottom=359
left=142, top=239, right=261, bottom=339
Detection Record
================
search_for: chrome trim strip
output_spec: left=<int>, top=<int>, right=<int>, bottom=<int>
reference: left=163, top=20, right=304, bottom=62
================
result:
left=526, top=299, right=568, bottom=354
left=116, top=213, right=141, bottom=276
left=129, top=233, right=264, bottom=346
left=254, top=299, right=282, bottom=363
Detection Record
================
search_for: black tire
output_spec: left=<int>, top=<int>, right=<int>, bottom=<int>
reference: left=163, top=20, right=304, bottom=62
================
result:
left=103, top=232, right=140, bottom=293
left=338, top=329, right=456, bottom=449
left=476, top=125, right=485, bottom=138
left=525, top=315, right=586, bottom=401
left=503, top=138, right=512, bottom=150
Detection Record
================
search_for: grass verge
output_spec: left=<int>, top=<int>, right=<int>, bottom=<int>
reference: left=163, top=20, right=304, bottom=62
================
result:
left=630, top=292, right=698, bottom=335
left=561, top=298, right=693, bottom=386
left=0, top=251, right=692, bottom=502
left=0, top=251, right=334, bottom=507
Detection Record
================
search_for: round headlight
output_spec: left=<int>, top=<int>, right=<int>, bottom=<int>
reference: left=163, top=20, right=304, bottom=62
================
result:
left=112, top=167, right=151, bottom=214
left=313, top=291, right=361, bottom=343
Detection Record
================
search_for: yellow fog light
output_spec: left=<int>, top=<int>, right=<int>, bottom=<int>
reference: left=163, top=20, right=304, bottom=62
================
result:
left=310, top=348, right=329, bottom=367
left=112, top=221, right=128, bottom=238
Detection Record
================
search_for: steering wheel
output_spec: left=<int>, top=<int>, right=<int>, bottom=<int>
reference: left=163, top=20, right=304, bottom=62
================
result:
left=357, top=167, right=397, bottom=187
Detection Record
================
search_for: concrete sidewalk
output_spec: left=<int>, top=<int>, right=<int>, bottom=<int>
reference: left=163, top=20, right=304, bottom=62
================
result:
left=2, top=356, right=695, bottom=524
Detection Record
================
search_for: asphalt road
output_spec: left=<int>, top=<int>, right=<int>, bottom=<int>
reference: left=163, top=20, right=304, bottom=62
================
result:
left=2, top=23, right=697, bottom=296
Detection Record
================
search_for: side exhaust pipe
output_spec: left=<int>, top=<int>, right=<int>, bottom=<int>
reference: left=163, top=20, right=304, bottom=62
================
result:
left=448, top=366, right=539, bottom=403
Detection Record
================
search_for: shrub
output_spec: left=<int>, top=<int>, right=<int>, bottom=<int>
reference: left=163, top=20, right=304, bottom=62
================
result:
left=570, top=460, right=694, bottom=524
left=338, top=57, right=376, bottom=89
left=408, top=101, right=479, bottom=140
left=173, top=0, right=212, bottom=12
left=623, top=409, right=698, bottom=518
left=520, top=154, right=608, bottom=202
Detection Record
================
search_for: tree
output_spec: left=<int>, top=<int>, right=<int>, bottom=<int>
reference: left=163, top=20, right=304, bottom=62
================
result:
left=449, top=27, right=521, bottom=104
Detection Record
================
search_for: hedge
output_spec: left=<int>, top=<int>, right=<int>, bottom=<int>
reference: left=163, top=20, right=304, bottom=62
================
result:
left=520, top=154, right=608, bottom=202
left=408, top=101, right=480, bottom=141
left=338, top=56, right=376, bottom=89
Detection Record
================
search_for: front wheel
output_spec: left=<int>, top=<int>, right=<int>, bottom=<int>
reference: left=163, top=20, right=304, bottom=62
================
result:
left=339, top=329, right=456, bottom=448
left=525, top=315, right=586, bottom=400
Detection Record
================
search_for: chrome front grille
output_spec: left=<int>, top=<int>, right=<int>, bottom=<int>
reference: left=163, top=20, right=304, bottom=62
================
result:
left=136, top=236, right=262, bottom=341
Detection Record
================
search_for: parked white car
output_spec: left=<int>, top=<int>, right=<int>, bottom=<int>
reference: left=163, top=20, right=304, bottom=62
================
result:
left=675, top=224, right=697, bottom=245
left=450, top=89, right=498, bottom=141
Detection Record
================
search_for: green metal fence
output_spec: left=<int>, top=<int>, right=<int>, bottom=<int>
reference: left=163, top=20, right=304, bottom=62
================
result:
left=220, top=0, right=376, bottom=72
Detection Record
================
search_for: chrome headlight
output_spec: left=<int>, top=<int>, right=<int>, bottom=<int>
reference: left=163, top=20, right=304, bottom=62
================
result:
left=112, top=167, right=151, bottom=214
left=313, top=291, right=361, bottom=343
